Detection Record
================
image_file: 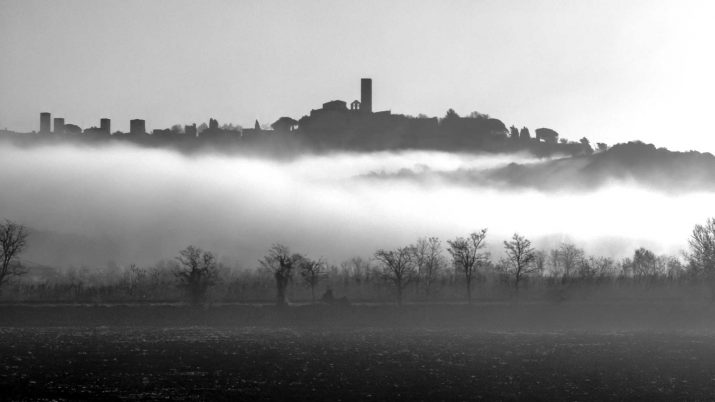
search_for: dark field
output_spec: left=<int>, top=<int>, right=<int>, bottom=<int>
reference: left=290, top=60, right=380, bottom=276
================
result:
left=3, top=304, right=715, bottom=400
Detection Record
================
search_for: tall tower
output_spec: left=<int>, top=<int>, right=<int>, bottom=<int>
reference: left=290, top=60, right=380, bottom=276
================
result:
left=130, top=119, right=146, bottom=135
left=361, top=78, right=372, bottom=113
left=53, top=117, right=65, bottom=134
left=100, top=118, right=111, bottom=134
left=40, top=112, right=51, bottom=133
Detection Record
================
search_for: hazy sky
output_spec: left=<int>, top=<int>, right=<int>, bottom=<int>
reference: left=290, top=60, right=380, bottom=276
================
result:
left=2, top=0, right=714, bottom=152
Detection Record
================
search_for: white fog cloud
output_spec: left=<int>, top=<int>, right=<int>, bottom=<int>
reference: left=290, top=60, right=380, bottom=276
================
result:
left=0, top=143, right=709, bottom=269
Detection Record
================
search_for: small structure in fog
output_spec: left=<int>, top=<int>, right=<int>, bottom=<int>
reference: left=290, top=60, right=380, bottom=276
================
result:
left=321, top=288, right=350, bottom=306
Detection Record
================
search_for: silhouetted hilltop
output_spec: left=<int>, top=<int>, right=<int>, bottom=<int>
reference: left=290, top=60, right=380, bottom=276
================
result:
left=365, top=142, right=715, bottom=192
left=5, top=80, right=714, bottom=176
left=1, top=79, right=597, bottom=157
left=542, top=141, right=715, bottom=191
left=0, top=113, right=591, bottom=158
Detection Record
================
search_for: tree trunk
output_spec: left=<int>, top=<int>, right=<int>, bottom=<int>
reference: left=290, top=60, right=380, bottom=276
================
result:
left=191, top=285, right=202, bottom=306
left=275, top=273, right=288, bottom=306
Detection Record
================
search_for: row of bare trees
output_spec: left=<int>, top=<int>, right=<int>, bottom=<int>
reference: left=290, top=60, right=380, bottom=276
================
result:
left=5, top=218, right=715, bottom=304
left=269, top=221, right=715, bottom=306
left=163, top=235, right=705, bottom=305
left=173, top=244, right=326, bottom=306
left=374, top=230, right=541, bottom=305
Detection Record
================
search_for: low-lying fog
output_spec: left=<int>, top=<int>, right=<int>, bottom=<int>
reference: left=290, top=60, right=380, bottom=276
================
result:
left=0, top=142, right=710, bottom=269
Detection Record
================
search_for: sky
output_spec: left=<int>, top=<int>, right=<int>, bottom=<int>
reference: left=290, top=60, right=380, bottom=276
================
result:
left=1, top=0, right=715, bottom=152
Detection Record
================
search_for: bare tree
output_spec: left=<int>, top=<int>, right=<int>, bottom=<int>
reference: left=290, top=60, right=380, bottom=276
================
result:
left=502, top=233, right=538, bottom=291
left=558, top=242, right=584, bottom=283
left=340, top=256, right=372, bottom=284
left=123, top=263, right=146, bottom=297
left=688, top=218, right=715, bottom=278
left=411, top=240, right=427, bottom=292
left=447, top=229, right=488, bottom=303
left=300, top=257, right=327, bottom=302
left=632, top=247, right=657, bottom=278
left=175, top=245, right=218, bottom=305
left=587, top=256, right=615, bottom=278
left=412, top=237, right=445, bottom=297
left=534, top=250, right=547, bottom=273
left=664, top=256, right=685, bottom=279
left=0, top=220, right=29, bottom=292
left=548, top=248, right=560, bottom=276
left=259, top=244, right=302, bottom=306
left=374, top=246, right=415, bottom=306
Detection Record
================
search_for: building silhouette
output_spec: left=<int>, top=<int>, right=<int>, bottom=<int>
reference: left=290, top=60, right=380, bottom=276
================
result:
left=53, top=118, right=65, bottom=134
left=185, top=123, right=197, bottom=137
left=271, top=117, right=298, bottom=133
left=130, top=119, right=146, bottom=135
left=322, top=100, right=348, bottom=111
left=361, top=78, right=372, bottom=113
left=535, top=128, right=559, bottom=144
left=40, top=112, right=51, bottom=134
left=63, top=124, right=82, bottom=135
left=100, top=118, right=110, bottom=134
left=17, top=77, right=589, bottom=157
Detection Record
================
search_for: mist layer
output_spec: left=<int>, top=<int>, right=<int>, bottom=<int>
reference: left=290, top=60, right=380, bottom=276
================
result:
left=0, top=143, right=710, bottom=268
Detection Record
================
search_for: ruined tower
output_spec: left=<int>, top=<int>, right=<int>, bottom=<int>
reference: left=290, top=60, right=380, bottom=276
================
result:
left=361, top=78, right=372, bottom=113
left=130, top=119, right=146, bottom=135
left=53, top=117, right=65, bottom=134
left=100, top=118, right=111, bottom=134
left=40, top=112, right=51, bottom=133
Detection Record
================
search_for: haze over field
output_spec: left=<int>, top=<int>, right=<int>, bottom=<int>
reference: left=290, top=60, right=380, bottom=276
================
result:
left=7, top=2, right=715, bottom=401
left=0, top=142, right=708, bottom=269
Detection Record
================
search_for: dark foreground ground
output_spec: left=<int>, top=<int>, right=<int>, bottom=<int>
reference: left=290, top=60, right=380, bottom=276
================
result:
left=2, top=303, right=715, bottom=400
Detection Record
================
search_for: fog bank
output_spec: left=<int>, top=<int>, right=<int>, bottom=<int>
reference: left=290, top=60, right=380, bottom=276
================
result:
left=0, top=143, right=709, bottom=269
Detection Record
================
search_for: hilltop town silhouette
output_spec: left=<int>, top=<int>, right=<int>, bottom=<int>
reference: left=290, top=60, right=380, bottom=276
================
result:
left=3, top=78, right=600, bottom=156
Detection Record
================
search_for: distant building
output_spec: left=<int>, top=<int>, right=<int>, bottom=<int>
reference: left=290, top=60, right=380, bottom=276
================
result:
left=322, top=100, right=348, bottom=111
left=535, top=128, right=559, bottom=144
left=63, top=124, right=82, bottom=135
left=298, top=78, right=447, bottom=150
left=84, top=126, right=109, bottom=136
left=152, top=128, right=172, bottom=137
left=40, top=112, right=51, bottom=134
left=241, top=120, right=263, bottom=137
left=185, top=123, right=197, bottom=137
left=271, top=117, right=298, bottom=133
left=130, top=119, right=146, bottom=135
left=53, top=117, right=65, bottom=134
left=199, top=118, right=237, bottom=139
left=361, top=78, right=372, bottom=113
left=100, top=118, right=111, bottom=134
